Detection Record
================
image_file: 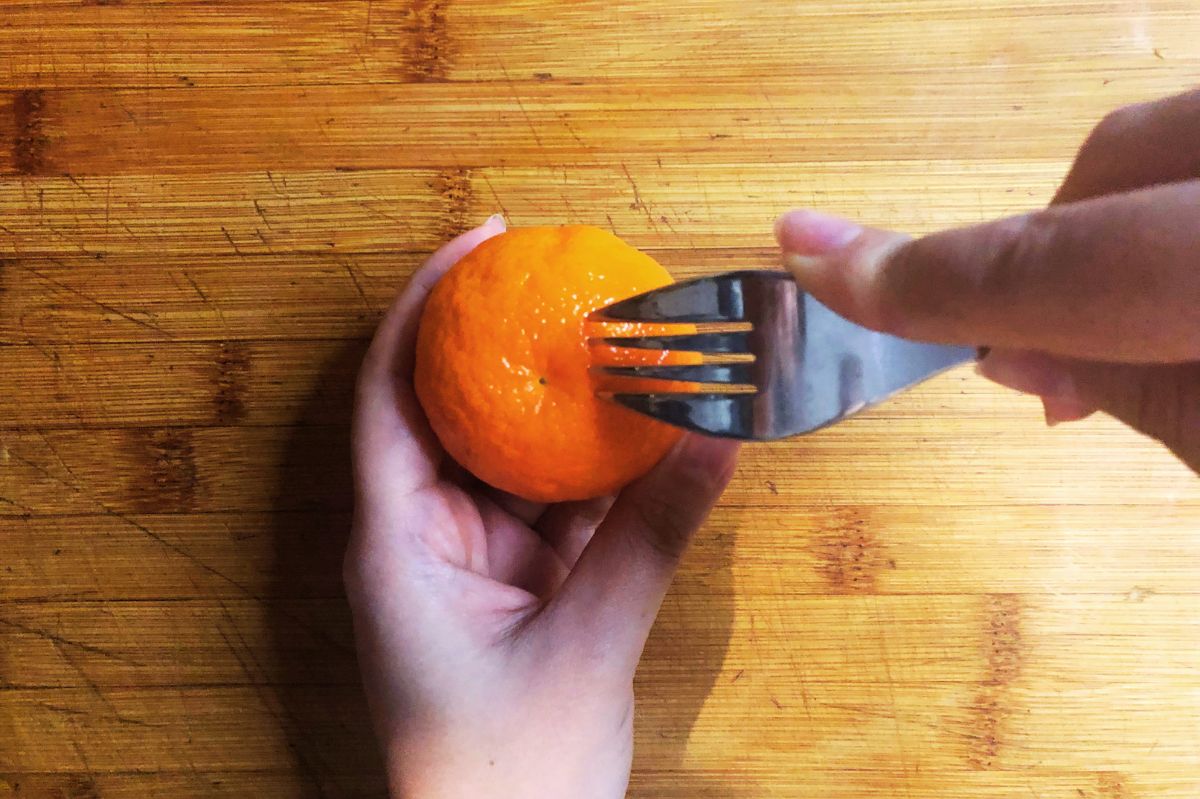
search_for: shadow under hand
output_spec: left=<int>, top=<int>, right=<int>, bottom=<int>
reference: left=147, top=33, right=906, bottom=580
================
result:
left=265, top=339, right=388, bottom=798
left=262, top=338, right=742, bottom=799
left=629, top=504, right=746, bottom=799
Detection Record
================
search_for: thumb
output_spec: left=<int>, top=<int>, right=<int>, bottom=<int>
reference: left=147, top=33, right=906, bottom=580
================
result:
left=545, top=434, right=739, bottom=679
left=978, top=349, right=1200, bottom=472
left=774, top=186, right=1200, bottom=363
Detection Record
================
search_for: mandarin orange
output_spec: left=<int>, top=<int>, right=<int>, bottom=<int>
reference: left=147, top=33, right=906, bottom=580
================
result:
left=414, top=225, right=689, bottom=502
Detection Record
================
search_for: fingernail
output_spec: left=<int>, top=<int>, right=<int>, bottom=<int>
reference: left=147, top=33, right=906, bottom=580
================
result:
left=782, top=253, right=826, bottom=286
left=976, top=350, right=1080, bottom=402
left=1042, top=395, right=1095, bottom=427
left=1043, top=397, right=1064, bottom=427
left=774, top=210, right=864, bottom=256
left=485, top=213, right=507, bottom=230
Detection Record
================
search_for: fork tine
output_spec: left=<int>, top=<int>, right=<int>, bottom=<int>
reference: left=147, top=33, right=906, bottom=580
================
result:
left=593, top=272, right=757, bottom=323
left=599, top=363, right=755, bottom=384
left=608, top=392, right=757, bottom=439
left=597, top=330, right=750, bottom=353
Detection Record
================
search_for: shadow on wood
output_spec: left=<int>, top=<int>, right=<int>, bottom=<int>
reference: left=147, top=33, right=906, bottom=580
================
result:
left=268, top=338, right=387, bottom=798
left=630, top=512, right=742, bottom=799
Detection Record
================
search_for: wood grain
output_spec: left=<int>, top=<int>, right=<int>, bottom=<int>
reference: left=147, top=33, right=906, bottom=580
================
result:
left=5, top=502, right=1199, bottom=604
left=2, top=375, right=1197, bottom=511
left=5, top=595, right=1200, bottom=689
left=0, top=161, right=1063, bottom=259
left=0, top=72, right=1191, bottom=176
left=2, top=1, right=1198, bottom=797
left=1, top=1, right=1196, bottom=89
left=0, top=249, right=776, bottom=344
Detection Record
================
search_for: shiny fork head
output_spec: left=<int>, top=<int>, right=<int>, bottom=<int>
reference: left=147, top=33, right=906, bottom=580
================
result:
left=592, top=270, right=974, bottom=440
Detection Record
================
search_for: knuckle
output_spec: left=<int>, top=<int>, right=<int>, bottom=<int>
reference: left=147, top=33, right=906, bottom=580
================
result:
left=873, top=212, right=1057, bottom=335
left=1088, top=103, right=1146, bottom=149
left=1132, top=369, right=1200, bottom=453
left=628, top=492, right=694, bottom=562
left=1059, top=102, right=1154, bottom=201
left=978, top=212, right=1055, bottom=300
left=864, top=260, right=907, bottom=331
left=868, top=244, right=921, bottom=335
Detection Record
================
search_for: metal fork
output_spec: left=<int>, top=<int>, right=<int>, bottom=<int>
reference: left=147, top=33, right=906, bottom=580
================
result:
left=592, top=270, right=974, bottom=440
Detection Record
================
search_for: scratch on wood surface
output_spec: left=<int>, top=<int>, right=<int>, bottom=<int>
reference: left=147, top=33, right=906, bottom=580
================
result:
left=404, top=0, right=454, bottom=82
left=479, top=171, right=511, bottom=221
left=23, top=263, right=172, bottom=339
left=870, top=596, right=915, bottom=799
left=5, top=441, right=355, bottom=665
left=252, top=198, right=277, bottom=231
left=64, top=775, right=100, bottom=799
left=341, top=261, right=373, bottom=313
left=221, top=226, right=247, bottom=257
left=219, top=616, right=335, bottom=798
left=12, top=89, right=50, bottom=175
left=0, top=494, right=36, bottom=515
left=213, top=341, right=251, bottom=424
left=36, top=702, right=90, bottom=718
left=182, top=270, right=226, bottom=325
left=621, top=163, right=659, bottom=232
left=0, top=775, right=101, bottom=798
left=36, top=429, right=81, bottom=485
left=558, top=112, right=586, bottom=148
left=498, top=60, right=544, bottom=149
left=50, top=638, right=159, bottom=728
left=0, top=617, right=134, bottom=664
left=69, top=744, right=96, bottom=791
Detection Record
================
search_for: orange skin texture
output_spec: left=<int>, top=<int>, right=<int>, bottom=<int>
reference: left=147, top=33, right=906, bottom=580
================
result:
left=414, top=225, right=695, bottom=502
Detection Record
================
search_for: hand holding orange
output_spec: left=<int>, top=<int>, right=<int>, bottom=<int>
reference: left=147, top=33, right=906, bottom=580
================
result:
left=348, top=218, right=739, bottom=798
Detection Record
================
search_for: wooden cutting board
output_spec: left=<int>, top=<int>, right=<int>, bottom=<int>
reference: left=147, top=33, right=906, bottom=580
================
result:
left=1, top=2, right=1198, bottom=797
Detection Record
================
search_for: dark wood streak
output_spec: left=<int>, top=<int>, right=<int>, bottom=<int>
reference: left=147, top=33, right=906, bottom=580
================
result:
left=431, top=167, right=474, bottom=240
left=12, top=89, right=50, bottom=176
left=126, top=429, right=198, bottom=513
left=404, top=0, right=455, bottom=82
left=213, top=342, right=251, bottom=424
left=1097, top=771, right=1130, bottom=799
left=0, top=774, right=101, bottom=799
left=811, top=508, right=887, bottom=594
left=966, top=594, right=1023, bottom=769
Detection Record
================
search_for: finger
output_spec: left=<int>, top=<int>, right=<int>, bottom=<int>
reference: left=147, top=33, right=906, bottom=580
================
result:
left=535, top=495, right=616, bottom=568
left=353, top=216, right=507, bottom=499
left=1070, top=362, right=1200, bottom=472
left=1055, top=88, right=1200, bottom=204
left=475, top=495, right=569, bottom=597
left=776, top=181, right=1200, bottom=363
left=360, top=214, right=508, bottom=387
left=978, top=348, right=1200, bottom=471
left=545, top=435, right=739, bottom=677
left=976, top=349, right=1099, bottom=422
left=483, top=489, right=546, bottom=526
